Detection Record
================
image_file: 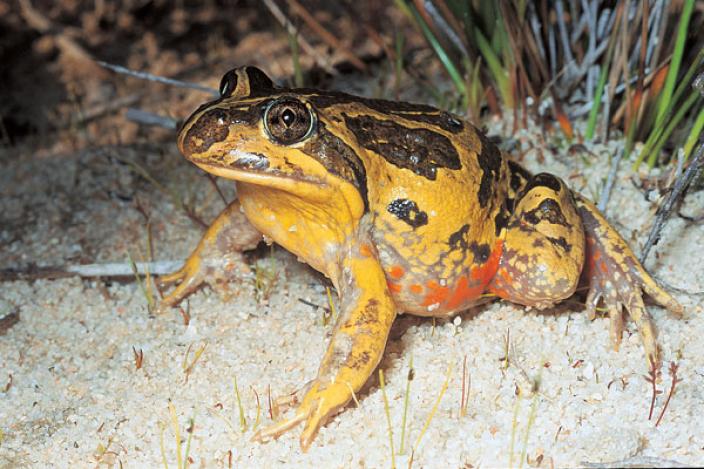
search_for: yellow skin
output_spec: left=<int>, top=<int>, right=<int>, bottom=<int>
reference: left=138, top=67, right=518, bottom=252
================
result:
left=161, top=66, right=683, bottom=451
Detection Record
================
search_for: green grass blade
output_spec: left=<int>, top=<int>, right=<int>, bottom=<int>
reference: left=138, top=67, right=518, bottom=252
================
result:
left=395, top=0, right=468, bottom=105
left=585, top=39, right=618, bottom=140
left=654, top=0, right=694, bottom=127
left=683, top=106, right=704, bottom=160
left=474, top=28, right=511, bottom=107
left=646, top=93, right=701, bottom=167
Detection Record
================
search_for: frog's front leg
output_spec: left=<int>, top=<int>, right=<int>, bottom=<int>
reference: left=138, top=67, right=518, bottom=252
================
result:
left=159, top=199, right=262, bottom=308
left=489, top=173, right=585, bottom=308
left=573, top=194, right=682, bottom=366
left=253, top=237, right=397, bottom=451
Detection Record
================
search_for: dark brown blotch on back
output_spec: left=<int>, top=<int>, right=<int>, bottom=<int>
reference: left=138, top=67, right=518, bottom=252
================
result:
left=508, top=160, right=531, bottom=193
left=523, top=172, right=563, bottom=193
left=449, top=224, right=471, bottom=251
left=523, top=198, right=569, bottom=227
left=343, top=114, right=461, bottom=180
left=546, top=235, right=571, bottom=253
left=449, top=224, right=492, bottom=264
left=303, top=121, right=368, bottom=209
left=387, top=198, right=428, bottom=228
left=476, top=132, right=503, bottom=208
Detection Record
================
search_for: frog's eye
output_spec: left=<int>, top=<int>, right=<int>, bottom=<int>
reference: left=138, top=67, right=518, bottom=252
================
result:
left=219, top=70, right=238, bottom=97
left=263, top=98, right=316, bottom=145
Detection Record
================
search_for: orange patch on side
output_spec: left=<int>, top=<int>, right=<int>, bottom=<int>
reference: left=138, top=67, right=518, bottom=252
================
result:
left=421, top=280, right=450, bottom=307
left=598, top=260, right=608, bottom=274
left=389, top=265, right=405, bottom=280
left=387, top=281, right=402, bottom=294
left=426, top=240, right=504, bottom=310
left=410, top=284, right=423, bottom=294
left=446, top=275, right=485, bottom=310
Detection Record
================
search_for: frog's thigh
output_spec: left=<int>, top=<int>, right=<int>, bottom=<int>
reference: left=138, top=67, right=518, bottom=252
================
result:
left=254, top=239, right=396, bottom=451
left=159, top=199, right=261, bottom=307
left=489, top=173, right=585, bottom=308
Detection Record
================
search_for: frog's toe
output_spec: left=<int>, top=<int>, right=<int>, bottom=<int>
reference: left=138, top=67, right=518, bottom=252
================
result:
left=253, top=380, right=350, bottom=452
left=584, top=264, right=660, bottom=367
left=159, top=253, right=251, bottom=308
left=158, top=258, right=206, bottom=308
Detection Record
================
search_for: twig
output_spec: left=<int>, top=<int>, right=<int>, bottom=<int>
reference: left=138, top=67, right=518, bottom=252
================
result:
left=582, top=456, right=688, bottom=468
left=597, top=147, right=624, bottom=212
left=286, top=0, right=366, bottom=72
left=68, top=93, right=142, bottom=128
left=206, top=174, right=229, bottom=206
left=0, top=310, right=20, bottom=336
left=97, top=61, right=218, bottom=96
left=644, top=358, right=661, bottom=421
left=125, top=108, right=179, bottom=130
left=0, top=260, right=186, bottom=281
left=640, top=139, right=704, bottom=263
left=655, top=362, right=680, bottom=426
left=261, top=0, right=336, bottom=74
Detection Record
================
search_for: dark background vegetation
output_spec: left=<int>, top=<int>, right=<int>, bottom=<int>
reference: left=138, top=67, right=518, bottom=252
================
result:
left=0, top=0, right=702, bottom=169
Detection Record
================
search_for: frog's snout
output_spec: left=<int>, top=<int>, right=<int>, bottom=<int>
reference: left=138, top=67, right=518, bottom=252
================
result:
left=178, top=107, right=232, bottom=159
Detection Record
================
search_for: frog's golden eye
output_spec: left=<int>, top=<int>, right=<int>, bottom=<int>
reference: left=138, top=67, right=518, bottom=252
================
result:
left=219, top=70, right=238, bottom=97
left=263, top=98, right=316, bottom=145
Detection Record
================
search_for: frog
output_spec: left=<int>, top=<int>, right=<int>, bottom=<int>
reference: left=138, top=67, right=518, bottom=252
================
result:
left=160, top=66, right=683, bottom=451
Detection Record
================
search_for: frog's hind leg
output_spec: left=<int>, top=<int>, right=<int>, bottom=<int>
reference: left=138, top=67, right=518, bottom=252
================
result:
left=159, top=199, right=262, bottom=308
left=573, top=194, right=682, bottom=367
left=253, top=237, right=396, bottom=451
left=489, top=173, right=585, bottom=308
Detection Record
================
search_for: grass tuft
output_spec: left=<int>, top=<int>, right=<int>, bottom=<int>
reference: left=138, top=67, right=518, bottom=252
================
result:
left=379, top=369, right=396, bottom=469
left=234, top=376, right=247, bottom=433
left=398, top=355, right=413, bottom=455
left=412, top=361, right=452, bottom=454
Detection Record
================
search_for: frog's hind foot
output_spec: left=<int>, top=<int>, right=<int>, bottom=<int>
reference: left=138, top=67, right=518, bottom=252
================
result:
left=575, top=195, right=683, bottom=368
left=158, top=200, right=261, bottom=309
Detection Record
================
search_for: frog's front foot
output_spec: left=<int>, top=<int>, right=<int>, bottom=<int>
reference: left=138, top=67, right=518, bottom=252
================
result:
left=158, top=200, right=261, bottom=309
left=159, top=251, right=251, bottom=308
left=253, top=379, right=354, bottom=451
left=576, top=195, right=683, bottom=368
left=253, top=239, right=397, bottom=451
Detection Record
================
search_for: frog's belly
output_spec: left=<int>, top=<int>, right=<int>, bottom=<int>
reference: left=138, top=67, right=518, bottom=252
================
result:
left=373, top=232, right=503, bottom=317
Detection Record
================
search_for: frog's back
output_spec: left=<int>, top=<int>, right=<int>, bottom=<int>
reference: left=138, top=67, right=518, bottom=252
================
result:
left=307, top=92, right=512, bottom=314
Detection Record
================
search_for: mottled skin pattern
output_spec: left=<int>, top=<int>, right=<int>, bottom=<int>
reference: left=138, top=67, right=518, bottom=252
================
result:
left=161, top=66, right=683, bottom=451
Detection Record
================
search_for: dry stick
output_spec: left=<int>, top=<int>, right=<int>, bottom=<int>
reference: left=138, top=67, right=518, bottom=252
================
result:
left=97, top=61, right=217, bottom=130
left=645, top=358, right=660, bottom=421
left=655, top=362, right=680, bottom=427
left=261, top=0, right=336, bottom=75
left=0, top=261, right=186, bottom=281
left=125, top=108, right=179, bottom=130
left=582, top=456, right=688, bottom=469
left=285, top=0, right=366, bottom=72
left=97, top=61, right=218, bottom=96
left=596, top=142, right=624, bottom=212
left=640, top=139, right=704, bottom=263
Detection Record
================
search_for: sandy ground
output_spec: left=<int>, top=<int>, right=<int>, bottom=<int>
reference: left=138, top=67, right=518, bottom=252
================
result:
left=1, top=119, right=703, bottom=468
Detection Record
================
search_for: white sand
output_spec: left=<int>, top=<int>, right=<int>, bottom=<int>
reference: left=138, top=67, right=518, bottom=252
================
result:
left=1, top=122, right=702, bottom=468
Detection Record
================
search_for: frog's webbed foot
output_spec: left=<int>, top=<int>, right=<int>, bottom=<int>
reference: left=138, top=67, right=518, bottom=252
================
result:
left=575, top=195, right=683, bottom=368
left=253, top=240, right=397, bottom=451
left=159, top=200, right=261, bottom=309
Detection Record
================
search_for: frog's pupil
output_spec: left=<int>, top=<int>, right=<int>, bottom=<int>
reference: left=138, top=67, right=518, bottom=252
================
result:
left=282, top=108, right=296, bottom=127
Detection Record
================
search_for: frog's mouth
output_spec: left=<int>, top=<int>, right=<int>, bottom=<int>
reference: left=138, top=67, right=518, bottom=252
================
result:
left=190, top=149, right=332, bottom=200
